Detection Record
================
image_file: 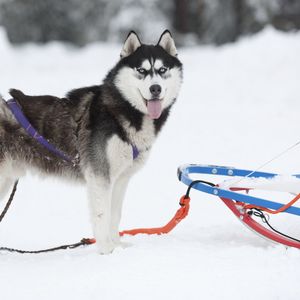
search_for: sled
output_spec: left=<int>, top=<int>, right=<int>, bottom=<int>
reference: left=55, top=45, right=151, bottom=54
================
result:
left=177, top=164, right=300, bottom=249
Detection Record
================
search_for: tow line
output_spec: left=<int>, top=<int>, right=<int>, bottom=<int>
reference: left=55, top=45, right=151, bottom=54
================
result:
left=2, top=164, right=300, bottom=253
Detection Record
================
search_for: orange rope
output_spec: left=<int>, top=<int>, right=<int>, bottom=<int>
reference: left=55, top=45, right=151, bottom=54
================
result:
left=119, top=196, right=190, bottom=236
left=244, top=193, right=300, bottom=214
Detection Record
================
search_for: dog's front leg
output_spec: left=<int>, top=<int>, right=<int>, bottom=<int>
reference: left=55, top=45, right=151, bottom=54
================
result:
left=111, top=174, right=130, bottom=245
left=87, top=175, right=115, bottom=254
left=86, top=135, right=132, bottom=254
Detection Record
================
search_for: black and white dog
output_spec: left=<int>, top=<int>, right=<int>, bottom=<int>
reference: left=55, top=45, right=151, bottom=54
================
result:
left=0, top=30, right=183, bottom=254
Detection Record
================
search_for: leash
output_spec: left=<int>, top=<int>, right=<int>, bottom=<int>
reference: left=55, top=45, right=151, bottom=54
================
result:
left=0, top=238, right=96, bottom=254
left=0, top=181, right=96, bottom=254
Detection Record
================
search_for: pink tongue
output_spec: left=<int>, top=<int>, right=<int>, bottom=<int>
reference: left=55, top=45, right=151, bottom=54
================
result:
left=147, top=100, right=162, bottom=119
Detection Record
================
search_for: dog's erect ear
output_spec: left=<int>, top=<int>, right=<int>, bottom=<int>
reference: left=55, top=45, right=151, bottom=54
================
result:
left=120, top=31, right=142, bottom=58
left=157, top=30, right=177, bottom=57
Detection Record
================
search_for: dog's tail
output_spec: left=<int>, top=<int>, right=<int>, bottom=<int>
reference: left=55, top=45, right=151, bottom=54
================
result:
left=9, top=88, right=26, bottom=101
left=0, top=92, right=18, bottom=122
left=0, top=95, right=5, bottom=116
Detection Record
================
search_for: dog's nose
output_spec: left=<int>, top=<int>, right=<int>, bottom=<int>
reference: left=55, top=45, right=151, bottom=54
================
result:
left=149, top=84, right=162, bottom=98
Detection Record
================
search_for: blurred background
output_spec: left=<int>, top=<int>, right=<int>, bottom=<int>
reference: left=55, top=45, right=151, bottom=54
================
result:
left=1, top=2, right=300, bottom=299
left=0, top=0, right=299, bottom=47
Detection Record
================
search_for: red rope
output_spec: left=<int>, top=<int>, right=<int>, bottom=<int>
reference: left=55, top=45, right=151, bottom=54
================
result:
left=119, top=196, right=190, bottom=236
left=243, top=192, right=300, bottom=214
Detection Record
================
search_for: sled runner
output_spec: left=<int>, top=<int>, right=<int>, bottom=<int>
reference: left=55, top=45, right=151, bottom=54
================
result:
left=177, top=164, right=300, bottom=249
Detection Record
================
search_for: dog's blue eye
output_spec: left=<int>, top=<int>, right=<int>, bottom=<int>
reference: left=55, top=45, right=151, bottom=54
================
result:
left=158, top=67, right=167, bottom=74
left=137, top=68, right=146, bottom=74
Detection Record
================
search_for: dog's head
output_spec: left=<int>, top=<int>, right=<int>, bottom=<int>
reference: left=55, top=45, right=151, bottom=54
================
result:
left=112, top=30, right=183, bottom=119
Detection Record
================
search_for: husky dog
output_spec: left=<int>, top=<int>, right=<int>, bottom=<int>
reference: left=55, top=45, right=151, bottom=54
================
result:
left=0, top=30, right=183, bottom=254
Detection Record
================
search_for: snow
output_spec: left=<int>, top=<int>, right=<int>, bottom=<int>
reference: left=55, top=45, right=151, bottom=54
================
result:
left=221, top=174, right=300, bottom=194
left=1, top=26, right=300, bottom=299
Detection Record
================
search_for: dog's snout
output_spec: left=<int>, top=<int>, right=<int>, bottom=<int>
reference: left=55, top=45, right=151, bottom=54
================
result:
left=149, top=84, right=162, bottom=97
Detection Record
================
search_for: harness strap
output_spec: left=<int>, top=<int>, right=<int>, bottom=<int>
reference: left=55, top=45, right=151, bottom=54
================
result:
left=132, top=144, right=139, bottom=160
left=7, top=99, right=73, bottom=163
left=6, top=98, right=140, bottom=161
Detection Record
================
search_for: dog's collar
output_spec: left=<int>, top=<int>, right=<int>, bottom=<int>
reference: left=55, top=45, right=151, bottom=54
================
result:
left=6, top=98, right=139, bottom=163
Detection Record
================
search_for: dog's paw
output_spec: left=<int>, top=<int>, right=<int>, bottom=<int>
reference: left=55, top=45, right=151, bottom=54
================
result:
left=115, top=241, right=133, bottom=249
left=112, top=234, right=133, bottom=249
left=98, top=242, right=116, bottom=255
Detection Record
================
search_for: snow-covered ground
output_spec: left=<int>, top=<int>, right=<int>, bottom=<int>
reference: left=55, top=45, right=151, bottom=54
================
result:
left=1, top=27, right=300, bottom=299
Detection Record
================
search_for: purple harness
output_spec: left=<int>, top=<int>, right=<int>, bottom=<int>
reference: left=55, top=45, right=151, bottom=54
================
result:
left=6, top=99, right=139, bottom=163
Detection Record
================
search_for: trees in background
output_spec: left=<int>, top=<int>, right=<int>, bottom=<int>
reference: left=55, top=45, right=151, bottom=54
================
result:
left=0, top=0, right=299, bottom=46
left=174, top=0, right=300, bottom=45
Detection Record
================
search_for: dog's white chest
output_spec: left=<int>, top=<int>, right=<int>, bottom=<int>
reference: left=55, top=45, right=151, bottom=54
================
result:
left=123, top=117, right=156, bottom=153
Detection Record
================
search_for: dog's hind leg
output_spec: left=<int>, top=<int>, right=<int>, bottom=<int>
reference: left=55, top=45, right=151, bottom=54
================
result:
left=0, top=159, right=24, bottom=201
left=0, top=161, right=16, bottom=201
left=0, top=177, right=15, bottom=201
